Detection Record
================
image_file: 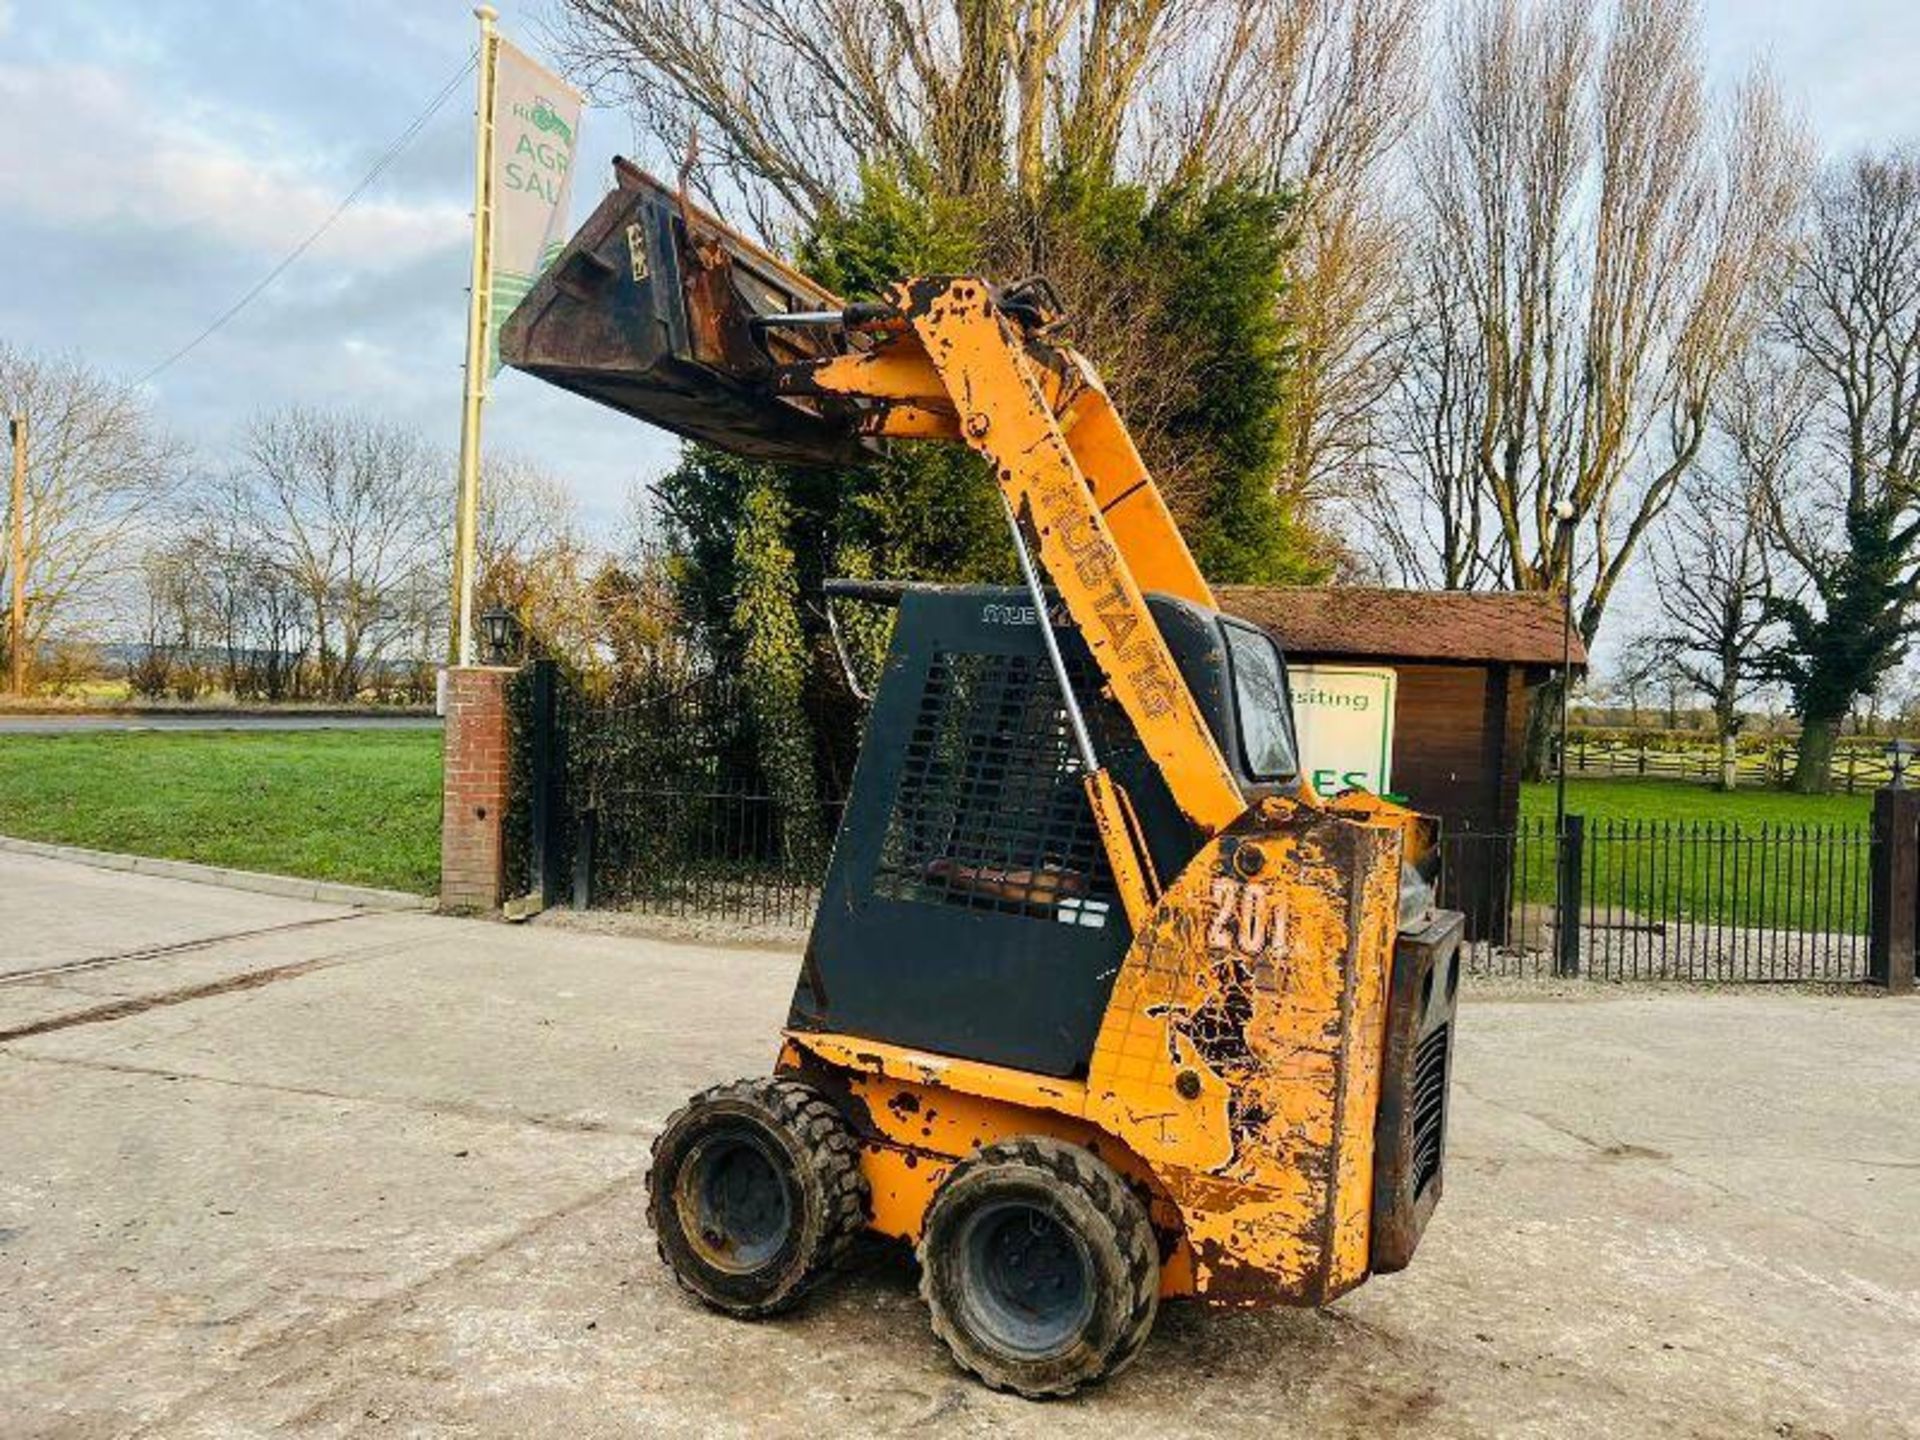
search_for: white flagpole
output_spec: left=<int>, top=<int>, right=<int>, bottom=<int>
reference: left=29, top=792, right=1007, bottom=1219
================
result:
left=450, top=4, right=499, bottom=667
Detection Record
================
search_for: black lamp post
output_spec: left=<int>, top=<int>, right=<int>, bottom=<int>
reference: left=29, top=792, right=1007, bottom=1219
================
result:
left=1552, top=498, right=1576, bottom=845
left=1549, top=498, right=1578, bottom=977
left=479, top=604, right=519, bottom=667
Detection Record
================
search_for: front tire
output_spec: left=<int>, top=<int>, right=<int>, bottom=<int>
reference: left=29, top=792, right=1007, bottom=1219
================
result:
left=646, top=1077, right=867, bottom=1317
left=919, top=1137, right=1159, bottom=1398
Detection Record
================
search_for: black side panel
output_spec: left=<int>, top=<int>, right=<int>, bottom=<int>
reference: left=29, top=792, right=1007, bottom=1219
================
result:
left=1370, top=909, right=1464, bottom=1272
left=793, top=591, right=1139, bottom=1077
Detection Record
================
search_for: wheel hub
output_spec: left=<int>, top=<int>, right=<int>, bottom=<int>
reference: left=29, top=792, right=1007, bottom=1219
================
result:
left=678, top=1130, right=793, bottom=1273
left=959, top=1200, right=1096, bottom=1359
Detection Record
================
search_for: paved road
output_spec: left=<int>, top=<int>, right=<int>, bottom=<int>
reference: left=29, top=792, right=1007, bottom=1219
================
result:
left=0, top=713, right=440, bottom=734
left=2, top=850, right=1917, bottom=1438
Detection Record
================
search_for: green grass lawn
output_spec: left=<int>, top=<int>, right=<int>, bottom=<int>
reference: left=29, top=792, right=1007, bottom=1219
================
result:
left=0, top=730, right=442, bottom=894
left=1506, top=778, right=1870, bottom=934
left=1519, top=777, right=1870, bottom=828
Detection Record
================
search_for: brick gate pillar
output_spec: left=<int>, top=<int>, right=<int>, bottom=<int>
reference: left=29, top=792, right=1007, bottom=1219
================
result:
left=440, top=666, right=515, bottom=912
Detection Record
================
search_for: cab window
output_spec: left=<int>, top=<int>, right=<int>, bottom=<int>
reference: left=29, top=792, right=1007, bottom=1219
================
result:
left=1222, top=623, right=1298, bottom=781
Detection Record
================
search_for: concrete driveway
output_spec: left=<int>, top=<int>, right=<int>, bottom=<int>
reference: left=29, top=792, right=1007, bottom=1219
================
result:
left=2, top=849, right=1917, bottom=1438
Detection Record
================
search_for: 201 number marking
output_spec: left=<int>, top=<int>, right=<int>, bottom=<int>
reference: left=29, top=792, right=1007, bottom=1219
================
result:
left=1207, top=876, right=1287, bottom=959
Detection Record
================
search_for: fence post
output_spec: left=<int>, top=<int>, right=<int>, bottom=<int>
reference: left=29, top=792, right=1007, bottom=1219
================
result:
left=1554, top=813, right=1584, bottom=978
left=527, top=658, right=561, bottom=907
left=1868, top=787, right=1919, bottom=992
left=572, top=804, right=597, bottom=909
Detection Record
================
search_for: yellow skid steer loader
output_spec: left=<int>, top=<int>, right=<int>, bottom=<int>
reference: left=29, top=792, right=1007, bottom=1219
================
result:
left=501, top=162, right=1464, bottom=1398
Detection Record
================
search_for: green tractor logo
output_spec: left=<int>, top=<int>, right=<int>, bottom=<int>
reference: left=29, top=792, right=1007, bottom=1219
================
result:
left=530, top=98, right=573, bottom=149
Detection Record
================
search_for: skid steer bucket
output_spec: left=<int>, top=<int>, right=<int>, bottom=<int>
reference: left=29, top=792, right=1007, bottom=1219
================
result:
left=498, top=159, right=874, bottom=465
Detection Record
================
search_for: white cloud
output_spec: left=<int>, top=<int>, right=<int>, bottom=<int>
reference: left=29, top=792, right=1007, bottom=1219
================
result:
left=0, top=60, right=465, bottom=267
left=1702, top=0, right=1920, bottom=157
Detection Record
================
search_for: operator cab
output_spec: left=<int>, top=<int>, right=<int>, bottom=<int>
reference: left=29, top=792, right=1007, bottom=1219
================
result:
left=791, top=584, right=1301, bottom=1078
left=1146, top=592, right=1302, bottom=800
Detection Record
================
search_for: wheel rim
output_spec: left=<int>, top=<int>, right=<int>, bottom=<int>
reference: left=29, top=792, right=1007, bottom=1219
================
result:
left=676, top=1129, right=793, bottom=1274
left=955, top=1199, right=1097, bottom=1359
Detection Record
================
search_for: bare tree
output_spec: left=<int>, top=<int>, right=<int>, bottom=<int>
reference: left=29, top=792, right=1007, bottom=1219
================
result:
left=469, top=454, right=615, bottom=665
left=1193, top=0, right=1428, bottom=517
left=127, top=541, right=195, bottom=700
left=1646, top=364, right=1803, bottom=788
left=240, top=409, right=441, bottom=702
left=553, top=0, right=1429, bottom=532
left=555, top=0, right=1422, bottom=226
left=1360, top=244, right=1505, bottom=589
left=1380, top=0, right=1807, bottom=775
left=554, top=0, right=1214, bottom=226
left=475, top=454, right=578, bottom=596
left=1600, top=652, right=1651, bottom=728
left=1763, top=151, right=1920, bottom=791
left=0, top=344, right=185, bottom=689
left=186, top=471, right=314, bottom=700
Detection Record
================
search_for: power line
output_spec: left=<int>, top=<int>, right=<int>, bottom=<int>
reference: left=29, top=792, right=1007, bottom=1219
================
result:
left=135, top=50, right=479, bottom=387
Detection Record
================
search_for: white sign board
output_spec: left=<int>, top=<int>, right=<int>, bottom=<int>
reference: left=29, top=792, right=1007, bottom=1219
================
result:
left=1290, top=665, right=1397, bottom=797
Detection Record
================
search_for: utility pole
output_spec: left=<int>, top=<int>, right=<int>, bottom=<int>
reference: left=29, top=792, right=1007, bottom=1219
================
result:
left=8, top=414, right=24, bottom=696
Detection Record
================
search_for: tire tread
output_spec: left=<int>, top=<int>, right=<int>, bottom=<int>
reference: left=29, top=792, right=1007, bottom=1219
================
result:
left=918, top=1136, right=1159, bottom=1398
left=646, top=1076, right=867, bottom=1318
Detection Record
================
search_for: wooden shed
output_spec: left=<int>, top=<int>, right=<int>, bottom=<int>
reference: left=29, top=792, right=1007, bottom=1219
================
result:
left=1219, top=586, right=1588, bottom=932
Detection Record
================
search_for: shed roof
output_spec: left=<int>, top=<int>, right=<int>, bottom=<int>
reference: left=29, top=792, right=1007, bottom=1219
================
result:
left=1218, top=585, right=1589, bottom=669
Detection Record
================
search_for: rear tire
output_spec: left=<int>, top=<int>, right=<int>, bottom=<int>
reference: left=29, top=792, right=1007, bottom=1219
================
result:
left=918, top=1137, right=1159, bottom=1398
left=646, top=1077, right=867, bottom=1317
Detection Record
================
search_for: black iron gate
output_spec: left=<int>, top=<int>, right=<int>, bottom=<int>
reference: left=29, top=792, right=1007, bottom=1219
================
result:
left=510, top=660, right=834, bottom=933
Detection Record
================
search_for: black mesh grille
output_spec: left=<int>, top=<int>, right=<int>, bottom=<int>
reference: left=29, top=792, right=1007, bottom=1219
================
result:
left=1411, top=1024, right=1450, bottom=1196
left=873, top=650, right=1117, bottom=928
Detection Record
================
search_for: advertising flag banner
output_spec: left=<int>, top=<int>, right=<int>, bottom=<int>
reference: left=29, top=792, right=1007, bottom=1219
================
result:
left=487, top=40, right=581, bottom=373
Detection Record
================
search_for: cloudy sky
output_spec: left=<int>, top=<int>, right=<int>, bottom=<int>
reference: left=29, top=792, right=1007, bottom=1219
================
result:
left=3, top=0, right=1919, bottom=544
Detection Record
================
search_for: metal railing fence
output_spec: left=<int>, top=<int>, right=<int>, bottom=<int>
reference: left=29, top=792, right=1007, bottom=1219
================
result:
left=1439, top=817, right=1872, bottom=982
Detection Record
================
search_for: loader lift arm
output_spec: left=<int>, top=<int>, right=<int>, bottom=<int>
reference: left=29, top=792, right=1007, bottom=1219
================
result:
left=766, top=277, right=1247, bottom=922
